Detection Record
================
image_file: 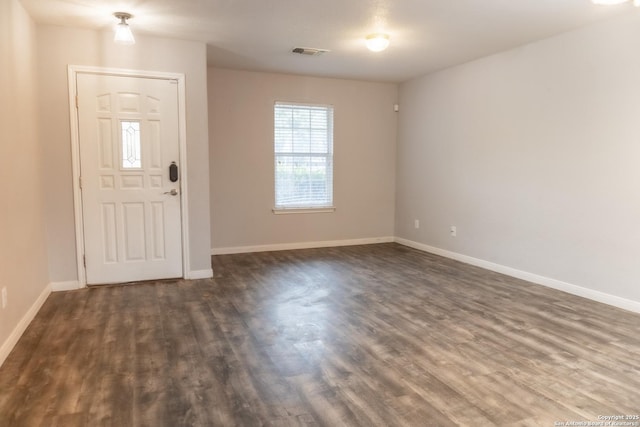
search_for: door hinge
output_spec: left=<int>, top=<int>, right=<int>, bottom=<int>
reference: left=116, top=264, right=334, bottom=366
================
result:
left=79, top=176, right=82, bottom=189
left=75, top=95, right=79, bottom=108
left=83, top=255, right=86, bottom=267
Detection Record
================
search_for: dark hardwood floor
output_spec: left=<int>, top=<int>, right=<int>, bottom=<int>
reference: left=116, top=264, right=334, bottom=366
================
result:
left=1, top=243, right=639, bottom=426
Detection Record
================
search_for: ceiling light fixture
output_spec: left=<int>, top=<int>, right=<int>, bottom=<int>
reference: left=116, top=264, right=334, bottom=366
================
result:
left=114, top=12, right=135, bottom=45
left=366, top=33, right=390, bottom=52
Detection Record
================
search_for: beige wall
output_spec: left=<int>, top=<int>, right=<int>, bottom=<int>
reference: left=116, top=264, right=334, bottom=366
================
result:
left=37, top=26, right=212, bottom=282
left=396, top=12, right=640, bottom=304
left=0, top=0, right=50, bottom=362
left=208, top=68, right=397, bottom=250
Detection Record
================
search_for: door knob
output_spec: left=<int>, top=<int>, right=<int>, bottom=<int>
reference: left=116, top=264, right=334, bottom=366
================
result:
left=164, top=189, right=178, bottom=196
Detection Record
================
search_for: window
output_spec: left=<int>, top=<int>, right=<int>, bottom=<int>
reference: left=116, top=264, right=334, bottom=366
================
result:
left=274, top=102, right=334, bottom=211
left=121, top=120, right=141, bottom=169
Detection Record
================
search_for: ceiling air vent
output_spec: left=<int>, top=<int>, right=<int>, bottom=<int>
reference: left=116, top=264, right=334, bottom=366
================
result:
left=292, top=47, right=329, bottom=56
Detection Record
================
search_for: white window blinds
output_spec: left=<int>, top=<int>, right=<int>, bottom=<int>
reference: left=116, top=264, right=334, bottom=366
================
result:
left=274, top=102, right=334, bottom=209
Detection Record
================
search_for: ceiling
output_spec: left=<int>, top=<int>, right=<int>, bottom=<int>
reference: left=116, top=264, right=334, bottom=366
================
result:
left=20, top=0, right=632, bottom=83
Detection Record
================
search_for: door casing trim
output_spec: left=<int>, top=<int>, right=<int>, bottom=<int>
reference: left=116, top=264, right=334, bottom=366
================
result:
left=68, top=65, right=190, bottom=288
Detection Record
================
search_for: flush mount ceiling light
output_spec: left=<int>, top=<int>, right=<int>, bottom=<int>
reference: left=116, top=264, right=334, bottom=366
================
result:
left=591, top=0, right=640, bottom=5
left=366, top=33, right=390, bottom=52
left=114, top=12, right=135, bottom=45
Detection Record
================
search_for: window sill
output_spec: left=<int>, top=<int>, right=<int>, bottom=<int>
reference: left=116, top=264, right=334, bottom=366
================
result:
left=272, top=207, right=336, bottom=215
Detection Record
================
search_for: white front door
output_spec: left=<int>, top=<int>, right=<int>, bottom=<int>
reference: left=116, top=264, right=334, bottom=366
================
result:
left=77, top=73, right=183, bottom=284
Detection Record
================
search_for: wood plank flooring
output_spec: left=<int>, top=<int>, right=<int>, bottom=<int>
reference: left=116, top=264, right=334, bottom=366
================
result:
left=1, top=243, right=639, bottom=426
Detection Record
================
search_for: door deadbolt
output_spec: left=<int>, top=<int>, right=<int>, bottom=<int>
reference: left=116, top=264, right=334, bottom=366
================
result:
left=169, top=162, right=178, bottom=182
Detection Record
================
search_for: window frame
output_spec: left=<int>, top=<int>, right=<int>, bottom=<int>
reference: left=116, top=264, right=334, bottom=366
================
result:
left=272, top=101, right=335, bottom=214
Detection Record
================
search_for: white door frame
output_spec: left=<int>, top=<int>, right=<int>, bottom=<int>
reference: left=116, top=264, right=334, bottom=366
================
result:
left=68, top=65, right=190, bottom=287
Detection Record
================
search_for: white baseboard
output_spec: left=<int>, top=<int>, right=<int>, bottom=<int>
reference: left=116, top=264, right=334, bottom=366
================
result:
left=53, top=273, right=215, bottom=286
left=211, top=236, right=395, bottom=255
left=187, top=269, right=214, bottom=280
left=395, top=237, right=640, bottom=314
left=0, top=283, right=51, bottom=368
left=51, top=280, right=82, bottom=292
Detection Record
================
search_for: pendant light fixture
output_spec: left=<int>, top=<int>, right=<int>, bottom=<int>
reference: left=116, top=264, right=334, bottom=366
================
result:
left=114, top=12, right=135, bottom=45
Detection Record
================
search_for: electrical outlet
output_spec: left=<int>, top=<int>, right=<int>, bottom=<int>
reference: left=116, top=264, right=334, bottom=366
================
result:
left=1, top=287, right=7, bottom=309
left=414, top=219, right=420, bottom=229
left=450, top=226, right=457, bottom=237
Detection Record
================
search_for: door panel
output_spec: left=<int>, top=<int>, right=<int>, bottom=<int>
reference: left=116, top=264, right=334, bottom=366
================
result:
left=78, top=73, right=182, bottom=284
